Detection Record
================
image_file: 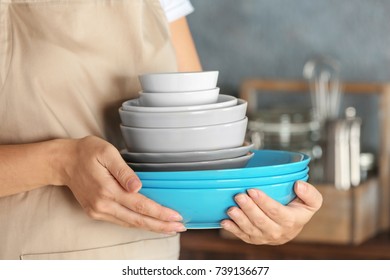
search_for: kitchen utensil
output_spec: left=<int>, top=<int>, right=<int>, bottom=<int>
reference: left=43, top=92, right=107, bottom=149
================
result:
left=324, top=107, right=362, bottom=190
left=303, top=56, right=342, bottom=124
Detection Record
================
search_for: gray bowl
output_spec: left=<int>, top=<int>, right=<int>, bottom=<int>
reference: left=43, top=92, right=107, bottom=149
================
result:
left=120, top=117, right=248, bottom=153
left=119, top=99, right=247, bottom=128
left=126, top=152, right=254, bottom=172
left=120, top=142, right=254, bottom=163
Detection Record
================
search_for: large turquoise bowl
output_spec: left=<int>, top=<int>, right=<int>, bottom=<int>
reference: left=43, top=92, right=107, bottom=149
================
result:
left=139, top=175, right=309, bottom=229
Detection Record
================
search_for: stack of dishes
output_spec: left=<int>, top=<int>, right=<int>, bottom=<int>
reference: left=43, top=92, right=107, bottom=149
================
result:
left=119, top=71, right=253, bottom=172
left=118, top=71, right=311, bottom=229
left=137, top=150, right=310, bottom=229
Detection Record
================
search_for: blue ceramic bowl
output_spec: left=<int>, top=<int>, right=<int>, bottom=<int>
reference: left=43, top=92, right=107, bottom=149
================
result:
left=136, top=149, right=310, bottom=181
left=139, top=175, right=309, bottom=229
left=141, top=167, right=309, bottom=189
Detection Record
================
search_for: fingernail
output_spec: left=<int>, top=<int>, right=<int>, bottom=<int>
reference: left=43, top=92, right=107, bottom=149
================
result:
left=126, top=177, right=142, bottom=192
left=220, top=220, right=230, bottom=229
left=175, top=224, right=186, bottom=232
left=297, top=181, right=308, bottom=193
left=247, top=189, right=259, bottom=199
left=169, top=213, right=183, bottom=222
left=235, top=194, right=247, bottom=204
left=228, top=208, right=238, bottom=218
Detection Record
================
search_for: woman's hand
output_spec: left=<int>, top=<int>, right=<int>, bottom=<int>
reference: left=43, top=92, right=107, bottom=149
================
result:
left=60, top=136, right=186, bottom=235
left=221, top=181, right=322, bottom=245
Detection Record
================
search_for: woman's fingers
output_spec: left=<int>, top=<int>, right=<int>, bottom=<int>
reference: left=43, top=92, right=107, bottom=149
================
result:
left=221, top=182, right=323, bottom=245
left=65, top=136, right=186, bottom=234
left=86, top=200, right=185, bottom=234
left=292, top=181, right=323, bottom=211
left=246, top=189, right=294, bottom=226
left=88, top=188, right=186, bottom=234
left=97, top=143, right=142, bottom=193
left=116, top=190, right=183, bottom=222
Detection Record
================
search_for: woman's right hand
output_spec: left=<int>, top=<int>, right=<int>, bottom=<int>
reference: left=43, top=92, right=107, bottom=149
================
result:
left=59, top=135, right=186, bottom=235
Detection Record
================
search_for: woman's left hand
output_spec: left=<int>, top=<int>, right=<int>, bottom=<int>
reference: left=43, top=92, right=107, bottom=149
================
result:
left=221, top=181, right=323, bottom=245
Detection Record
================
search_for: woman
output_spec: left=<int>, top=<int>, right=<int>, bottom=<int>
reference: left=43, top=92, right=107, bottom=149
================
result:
left=0, top=0, right=322, bottom=259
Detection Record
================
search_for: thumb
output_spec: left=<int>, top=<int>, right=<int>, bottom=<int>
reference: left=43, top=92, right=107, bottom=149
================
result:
left=106, top=153, right=142, bottom=193
left=294, top=181, right=323, bottom=211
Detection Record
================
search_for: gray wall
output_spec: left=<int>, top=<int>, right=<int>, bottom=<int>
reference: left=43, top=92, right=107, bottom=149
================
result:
left=187, top=0, right=390, bottom=154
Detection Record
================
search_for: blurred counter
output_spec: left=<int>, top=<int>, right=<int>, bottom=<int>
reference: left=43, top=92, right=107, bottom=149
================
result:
left=179, top=229, right=390, bottom=260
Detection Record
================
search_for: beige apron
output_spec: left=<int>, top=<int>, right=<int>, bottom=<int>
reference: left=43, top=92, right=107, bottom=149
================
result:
left=0, top=0, right=180, bottom=259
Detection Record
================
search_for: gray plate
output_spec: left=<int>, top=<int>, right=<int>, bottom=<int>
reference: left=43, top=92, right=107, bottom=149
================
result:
left=120, top=143, right=254, bottom=163
left=126, top=152, right=254, bottom=172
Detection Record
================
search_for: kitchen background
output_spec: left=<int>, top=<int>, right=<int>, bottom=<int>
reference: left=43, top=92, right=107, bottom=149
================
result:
left=179, top=0, right=390, bottom=258
left=187, top=0, right=390, bottom=157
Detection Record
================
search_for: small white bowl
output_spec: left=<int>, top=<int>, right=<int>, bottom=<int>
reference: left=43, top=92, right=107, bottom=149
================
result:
left=119, top=98, right=247, bottom=128
left=139, top=88, right=220, bottom=107
left=139, top=71, right=219, bottom=92
left=122, top=94, right=237, bottom=113
left=120, top=117, right=248, bottom=153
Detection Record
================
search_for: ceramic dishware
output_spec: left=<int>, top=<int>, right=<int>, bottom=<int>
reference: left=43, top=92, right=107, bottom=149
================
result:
left=140, top=167, right=309, bottom=188
left=120, top=142, right=254, bottom=163
left=121, top=94, right=237, bottom=113
left=138, top=88, right=220, bottom=107
left=119, top=99, right=247, bottom=128
left=139, top=71, right=219, bottom=92
left=139, top=175, right=309, bottom=229
left=135, top=149, right=310, bottom=180
left=120, top=117, right=248, bottom=153
left=126, top=152, right=255, bottom=172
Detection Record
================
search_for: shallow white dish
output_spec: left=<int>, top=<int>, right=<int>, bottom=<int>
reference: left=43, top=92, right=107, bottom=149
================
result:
left=121, top=94, right=237, bottom=113
left=139, top=88, right=219, bottom=107
left=139, top=71, right=219, bottom=92
left=126, top=152, right=254, bottom=171
left=120, top=117, right=248, bottom=153
left=120, top=142, right=254, bottom=163
left=119, top=98, right=247, bottom=128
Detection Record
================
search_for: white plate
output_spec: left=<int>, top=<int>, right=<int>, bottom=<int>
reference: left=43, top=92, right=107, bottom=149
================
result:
left=120, top=143, right=254, bottom=163
left=122, top=94, right=237, bottom=113
left=126, top=152, right=254, bottom=172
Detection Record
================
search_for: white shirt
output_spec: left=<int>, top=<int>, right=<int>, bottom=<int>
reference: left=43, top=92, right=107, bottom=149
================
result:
left=160, top=0, right=194, bottom=22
